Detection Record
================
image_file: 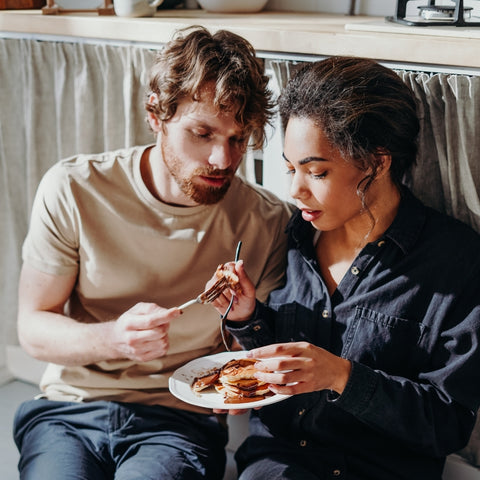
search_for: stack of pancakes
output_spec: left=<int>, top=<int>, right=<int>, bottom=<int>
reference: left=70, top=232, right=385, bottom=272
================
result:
left=192, top=358, right=273, bottom=403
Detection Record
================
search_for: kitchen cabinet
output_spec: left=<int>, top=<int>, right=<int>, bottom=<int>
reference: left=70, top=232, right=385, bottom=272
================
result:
left=0, top=9, right=479, bottom=69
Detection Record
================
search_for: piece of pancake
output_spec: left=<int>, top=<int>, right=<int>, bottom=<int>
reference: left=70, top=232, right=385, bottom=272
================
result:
left=197, top=263, right=242, bottom=304
left=191, top=369, right=220, bottom=393
left=214, top=263, right=242, bottom=294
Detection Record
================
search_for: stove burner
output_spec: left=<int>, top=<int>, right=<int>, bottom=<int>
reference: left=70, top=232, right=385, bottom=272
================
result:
left=387, top=0, right=480, bottom=27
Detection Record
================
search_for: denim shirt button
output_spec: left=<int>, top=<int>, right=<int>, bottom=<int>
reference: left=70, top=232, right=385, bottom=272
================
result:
left=332, top=469, right=341, bottom=476
left=351, top=266, right=360, bottom=275
left=298, top=408, right=306, bottom=416
left=299, top=439, right=307, bottom=447
left=322, top=309, right=329, bottom=318
left=253, top=325, right=261, bottom=332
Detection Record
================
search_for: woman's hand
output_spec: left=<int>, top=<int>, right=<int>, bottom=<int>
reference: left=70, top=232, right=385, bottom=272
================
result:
left=207, top=260, right=257, bottom=321
left=248, top=341, right=352, bottom=396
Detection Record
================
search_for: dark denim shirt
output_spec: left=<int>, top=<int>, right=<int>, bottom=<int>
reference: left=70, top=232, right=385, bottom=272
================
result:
left=228, top=188, right=480, bottom=480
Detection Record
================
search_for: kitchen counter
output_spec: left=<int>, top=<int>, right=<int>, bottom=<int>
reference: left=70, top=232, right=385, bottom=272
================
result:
left=0, top=9, right=479, bottom=70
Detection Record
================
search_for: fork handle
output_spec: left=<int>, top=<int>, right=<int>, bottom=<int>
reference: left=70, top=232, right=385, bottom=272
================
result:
left=177, top=298, right=198, bottom=310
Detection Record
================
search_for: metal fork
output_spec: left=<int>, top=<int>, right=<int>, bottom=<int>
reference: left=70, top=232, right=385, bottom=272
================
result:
left=220, top=240, right=242, bottom=351
left=177, top=276, right=230, bottom=310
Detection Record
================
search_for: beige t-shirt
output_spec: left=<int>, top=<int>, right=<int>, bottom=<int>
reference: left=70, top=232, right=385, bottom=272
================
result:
left=22, top=145, right=293, bottom=412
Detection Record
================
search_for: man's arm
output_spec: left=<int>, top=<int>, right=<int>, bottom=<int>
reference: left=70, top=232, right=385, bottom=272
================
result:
left=17, top=263, right=180, bottom=366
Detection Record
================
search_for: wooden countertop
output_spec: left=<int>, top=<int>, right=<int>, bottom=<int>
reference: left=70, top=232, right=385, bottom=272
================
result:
left=1, top=9, right=479, bottom=70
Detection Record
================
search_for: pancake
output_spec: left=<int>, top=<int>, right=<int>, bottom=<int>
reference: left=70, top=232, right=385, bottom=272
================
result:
left=191, top=357, right=273, bottom=403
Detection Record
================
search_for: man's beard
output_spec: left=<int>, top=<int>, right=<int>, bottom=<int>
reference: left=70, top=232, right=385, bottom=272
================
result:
left=177, top=168, right=232, bottom=205
left=161, top=142, right=234, bottom=205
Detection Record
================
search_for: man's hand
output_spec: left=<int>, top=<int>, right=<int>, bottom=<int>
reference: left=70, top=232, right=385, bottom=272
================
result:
left=110, top=303, right=181, bottom=362
left=17, top=265, right=182, bottom=366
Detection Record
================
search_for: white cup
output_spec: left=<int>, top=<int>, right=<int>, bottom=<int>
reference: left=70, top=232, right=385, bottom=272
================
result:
left=113, top=0, right=164, bottom=17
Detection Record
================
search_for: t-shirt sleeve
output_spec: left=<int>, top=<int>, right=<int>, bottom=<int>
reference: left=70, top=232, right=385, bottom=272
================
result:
left=22, top=163, right=80, bottom=276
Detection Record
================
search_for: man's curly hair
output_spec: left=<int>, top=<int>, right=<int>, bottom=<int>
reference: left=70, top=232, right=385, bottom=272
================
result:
left=145, top=26, right=274, bottom=150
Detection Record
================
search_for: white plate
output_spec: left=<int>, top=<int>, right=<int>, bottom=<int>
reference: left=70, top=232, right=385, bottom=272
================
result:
left=169, top=351, right=291, bottom=410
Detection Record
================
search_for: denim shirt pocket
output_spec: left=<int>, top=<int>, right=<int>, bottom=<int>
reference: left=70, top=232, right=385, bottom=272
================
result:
left=341, top=306, right=427, bottom=376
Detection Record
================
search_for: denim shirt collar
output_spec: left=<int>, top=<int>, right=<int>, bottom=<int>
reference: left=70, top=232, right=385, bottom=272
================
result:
left=287, top=186, right=427, bottom=256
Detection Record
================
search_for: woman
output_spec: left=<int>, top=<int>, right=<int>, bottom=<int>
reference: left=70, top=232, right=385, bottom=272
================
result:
left=211, top=57, right=480, bottom=479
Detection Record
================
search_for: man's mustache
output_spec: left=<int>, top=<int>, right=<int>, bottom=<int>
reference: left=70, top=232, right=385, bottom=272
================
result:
left=192, top=167, right=234, bottom=177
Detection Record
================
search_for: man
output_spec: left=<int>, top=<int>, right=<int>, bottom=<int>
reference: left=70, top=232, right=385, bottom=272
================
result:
left=13, top=26, right=292, bottom=480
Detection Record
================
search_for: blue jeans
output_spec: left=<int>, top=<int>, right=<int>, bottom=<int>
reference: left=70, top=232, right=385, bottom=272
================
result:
left=13, top=399, right=228, bottom=480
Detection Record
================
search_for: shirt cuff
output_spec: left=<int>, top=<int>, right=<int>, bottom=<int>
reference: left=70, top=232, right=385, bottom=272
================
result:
left=225, top=302, right=273, bottom=349
left=225, top=301, right=263, bottom=330
left=328, top=360, right=378, bottom=416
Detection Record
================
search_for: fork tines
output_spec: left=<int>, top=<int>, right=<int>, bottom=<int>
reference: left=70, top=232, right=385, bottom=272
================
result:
left=199, top=276, right=229, bottom=304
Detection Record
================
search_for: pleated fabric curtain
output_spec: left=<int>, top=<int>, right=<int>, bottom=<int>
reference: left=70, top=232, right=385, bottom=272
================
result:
left=267, top=59, right=480, bottom=233
left=0, top=37, right=157, bottom=383
left=400, top=71, right=480, bottom=231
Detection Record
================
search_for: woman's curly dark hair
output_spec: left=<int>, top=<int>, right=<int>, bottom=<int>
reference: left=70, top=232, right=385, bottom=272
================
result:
left=279, top=56, right=420, bottom=188
left=145, top=26, right=274, bottom=150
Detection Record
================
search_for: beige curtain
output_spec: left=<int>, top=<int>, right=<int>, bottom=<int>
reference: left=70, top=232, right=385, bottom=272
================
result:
left=400, top=71, right=480, bottom=231
left=267, top=59, right=480, bottom=233
left=0, top=37, right=157, bottom=383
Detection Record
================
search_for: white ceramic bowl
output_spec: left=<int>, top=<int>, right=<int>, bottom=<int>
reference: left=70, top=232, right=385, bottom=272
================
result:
left=196, top=0, right=268, bottom=13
